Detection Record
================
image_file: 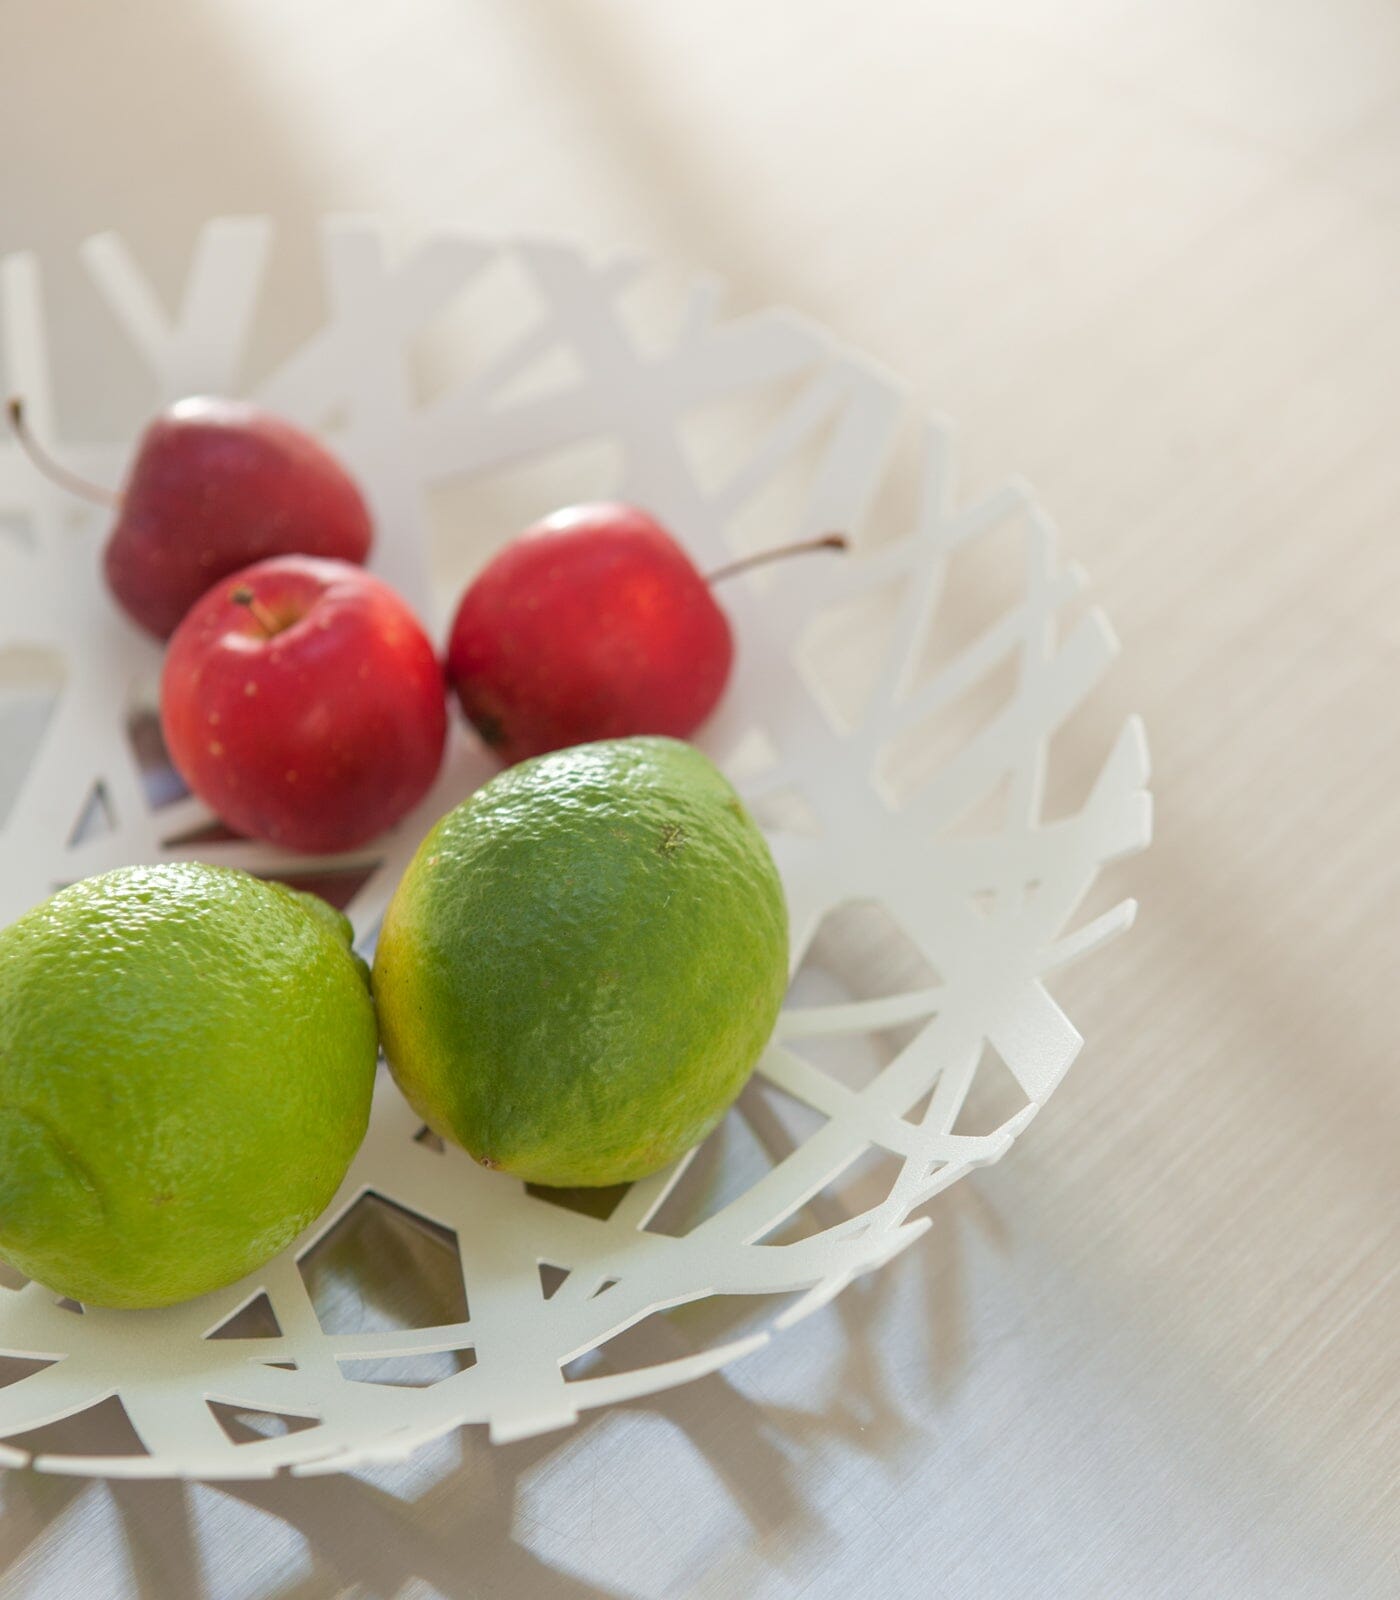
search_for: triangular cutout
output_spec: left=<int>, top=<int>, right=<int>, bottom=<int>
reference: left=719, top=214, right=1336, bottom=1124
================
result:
left=713, top=724, right=780, bottom=787
left=644, top=1105, right=777, bottom=1239
left=879, top=652, right=1021, bottom=814
left=268, top=865, right=381, bottom=912
left=0, top=1355, right=58, bottom=1391
left=561, top=1347, right=604, bottom=1380
left=525, top=1181, right=632, bottom=1222
left=904, top=1084, right=938, bottom=1127
left=0, top=1260, right=29, bottom=1292
left=737, top=1074, right=830, bottom=1162
left=67, top=781, right=115, bottom=847
left=5, top=1394, right=147, bottom=1459
left=783, top=899, right=943, bottom=1091
left=750, top=1185, right=850, bottom=1247
left=823, top=1145, right=907, bottom=1221
left=298, top=1192, right=468, bottom=1335
left=744, top=784, right=824, bottom=840
left=161, top=816, right=242, bottom=848
left=0, top=647, right=66, bottom=830
left=125, top=708, right=189, bottom=809
left=560, top=1308, right=679, bottom=1380
left=207, top=1291, right=282, bottom=1341
left=780, top=1024, right=887, bottom=1096
left=796, top=577, right=908, bottom=737
left=907, top=507, right=1034, bottom=693
left=950, top=1044, right=1031, bottom=1138
left=1040, top=708, right=1120, bottom=825
left=875, top=1013, right=943, bottom=1067
left=207, top=1400, right=319, bottom=1445
left=675, top=371, right=811, bottom=497
left=665, top=1289, right=806, bottom=1349
left=939, top=773, right=1013, bottom=839
left=486, top=344, right=585, bottom=412
left=537, top=1263, right=569, bottom=1301
left=405, top=249, right=542, bottom=408
left=338, top=1349, right=476, bottom=1388
left=564, top=1291, right=803, bottom=1381
left=1052, top=869, right=1134, bottom=950
left=795, top=899, right=942, bottom=1005
left=413, top=1125, right=446, bottom=1153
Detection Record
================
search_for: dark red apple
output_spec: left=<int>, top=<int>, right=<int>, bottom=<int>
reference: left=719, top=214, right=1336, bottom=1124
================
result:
left=7, top=395, right=373, bottom=638
left=161, top=557, right=446, bottom=854
left=4, top=396, right=372, bottom=640
left=107, top=399, right=374, bottom=638
left=445, top=504, right=734, bottom=764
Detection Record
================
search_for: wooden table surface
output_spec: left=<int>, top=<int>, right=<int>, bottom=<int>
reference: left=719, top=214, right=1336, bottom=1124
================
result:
left=1, top=2, right=1397, bottom=1596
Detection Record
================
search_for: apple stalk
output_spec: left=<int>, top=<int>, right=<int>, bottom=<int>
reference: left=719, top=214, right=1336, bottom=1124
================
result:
left=5, top=397, right=122, bottom=509
left=229, top=586, right=283, bottom=638
left=706, top=533, right=847, bottom=584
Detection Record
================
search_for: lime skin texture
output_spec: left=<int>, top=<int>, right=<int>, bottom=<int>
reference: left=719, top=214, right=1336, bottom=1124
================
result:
left=0, top=863, right=378, bottom=1309
left=373, top=736, right=789, bottom=1188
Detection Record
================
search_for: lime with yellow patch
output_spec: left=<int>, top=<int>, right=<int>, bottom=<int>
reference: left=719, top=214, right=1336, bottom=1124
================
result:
left=372, top=736, right=788, bottom=1187
left=0, top=863, right=378, bottom=1309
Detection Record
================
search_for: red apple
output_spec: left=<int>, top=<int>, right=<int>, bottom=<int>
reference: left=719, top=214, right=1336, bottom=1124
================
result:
left=444, top=504, right=734, bottom=764
left=107, top=399, right=374, bottom=638
left=7, top=395, right=374, bottom=639
left=161, top=556, right=446, bottom=854
left=445, top=505, right=846, bottom=765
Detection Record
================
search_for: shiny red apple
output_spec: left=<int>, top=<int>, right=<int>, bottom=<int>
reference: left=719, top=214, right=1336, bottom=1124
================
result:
left=109, top=399, right=374, bottom=638
left=161, top=557, right=446, bottom=854
left=7, top=395, right=374, bottom=638
left=445, top=504, right=735, bottom=764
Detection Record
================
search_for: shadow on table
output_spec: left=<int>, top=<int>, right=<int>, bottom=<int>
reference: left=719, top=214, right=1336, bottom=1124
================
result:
left=0, top=1162, right=992, bottom=1600
left=117, top=1134, right=989, bottom=1599
left=128, top=1232, right=970, bottom=1600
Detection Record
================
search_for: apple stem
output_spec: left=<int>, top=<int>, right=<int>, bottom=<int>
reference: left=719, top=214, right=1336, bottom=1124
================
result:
left=230, top=585, right=280, bottom=637
left=706, top=533, right=848, bottom=585
left=5, top=397, right=123, bottom=510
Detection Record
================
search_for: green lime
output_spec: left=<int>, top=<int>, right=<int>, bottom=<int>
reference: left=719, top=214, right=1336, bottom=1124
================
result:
left=373, top=736, right=788, bottom=1187
left=0, top=863, right=378, bottom=1309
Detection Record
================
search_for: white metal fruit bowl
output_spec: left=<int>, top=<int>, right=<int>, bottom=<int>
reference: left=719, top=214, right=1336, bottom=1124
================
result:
left=0, top=218, right=1151, bottom=1478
